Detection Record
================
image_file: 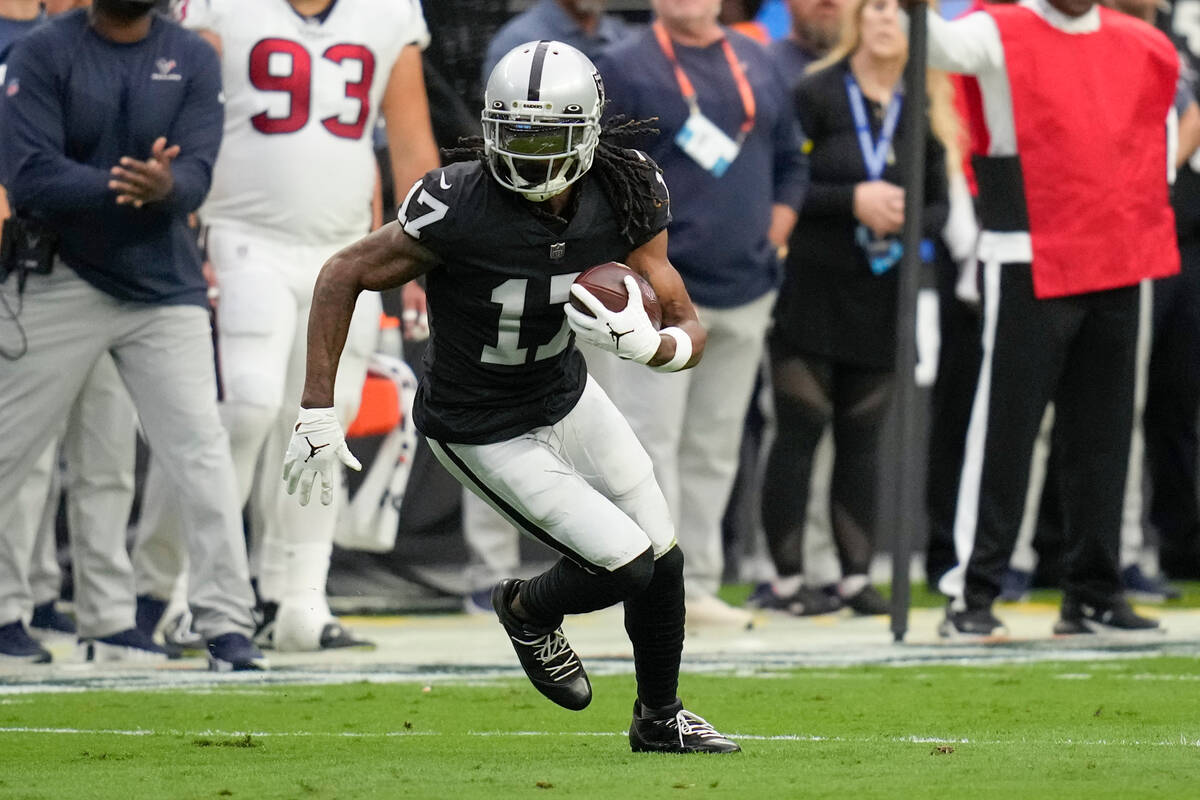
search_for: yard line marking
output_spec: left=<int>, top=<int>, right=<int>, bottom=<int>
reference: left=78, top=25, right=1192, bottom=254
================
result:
left=3, top=727, right=1197, bottom=748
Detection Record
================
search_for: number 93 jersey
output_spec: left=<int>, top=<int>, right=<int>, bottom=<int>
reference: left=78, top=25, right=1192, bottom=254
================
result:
left=173, top=0, right=429, bottom=246
left=399, top=157, right=671, bottom=445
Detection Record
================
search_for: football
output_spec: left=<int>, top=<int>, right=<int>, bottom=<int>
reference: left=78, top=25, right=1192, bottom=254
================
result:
left=570, top=262, right=663, bottom=330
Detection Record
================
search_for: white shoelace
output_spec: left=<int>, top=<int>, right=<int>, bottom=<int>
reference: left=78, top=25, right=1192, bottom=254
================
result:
left=513, top=629, right=581, bottom=680
left=671, top=710, right=725, bottom=741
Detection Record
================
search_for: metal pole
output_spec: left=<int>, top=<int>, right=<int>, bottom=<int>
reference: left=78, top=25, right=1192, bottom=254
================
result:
left=890, top=0, right=928, bottom=644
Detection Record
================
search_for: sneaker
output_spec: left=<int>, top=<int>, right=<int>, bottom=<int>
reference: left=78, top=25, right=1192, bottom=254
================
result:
left=1120, top=565, right=1181, bottom=603
left=491, top=578, right=591, bottom=711
left=685, top=593, right=755, bottom=628
left=0, top=620, right=52, bottom=663
left=998, top=568, right=1033, bottom=603
left=1054, top=595, right=1161, bottom=635
left=207, top=632, right=268, bottom=672
left=463, top=587, right=495, bottom=615
left=30, top=602, right=76, bottom=636
left=316, top=620, right=375, bottom=650
left=78, top=628, right=168, bottom=663
left=938, top=605, right=1009, bottom=639
left=629, top=699, right=741, bottom=754
left=843, top=585, right=889, bottom=616
left=134, top=594, right=167, bottom=638
left=747, top=583, right=841, bottom=617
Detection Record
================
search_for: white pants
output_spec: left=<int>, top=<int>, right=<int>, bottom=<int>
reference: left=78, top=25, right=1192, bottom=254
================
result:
left=0, top=266, right=254, bottom=638
left=133, top=226, right=379, bottom=612
left=429, top=376, right=675, bottom=571
left=586, top=291, right=777, bottom=596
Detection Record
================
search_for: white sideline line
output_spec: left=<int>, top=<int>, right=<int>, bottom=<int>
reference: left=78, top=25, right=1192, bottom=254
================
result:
left=1, top=726, right=1197, bottom=748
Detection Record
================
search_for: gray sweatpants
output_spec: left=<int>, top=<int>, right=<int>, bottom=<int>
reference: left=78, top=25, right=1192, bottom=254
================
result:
left=13, top=354, right=139, bottom=638
left=0, top=265, right=255, bottom=639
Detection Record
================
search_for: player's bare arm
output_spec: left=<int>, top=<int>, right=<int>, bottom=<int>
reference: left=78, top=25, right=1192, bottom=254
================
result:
left=301, top=222, right=438, bottom=409
left=625, top=230, right=706, bottom=370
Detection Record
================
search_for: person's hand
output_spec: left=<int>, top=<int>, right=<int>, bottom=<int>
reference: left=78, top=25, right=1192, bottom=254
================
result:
left=282, top=407, right=361, bottom=506
left=853, top=180, right=905, bottom=237
left=564, top=275, right=661, bottom=364
left=202, top=261, right=219, bottom=310
left=109, top=137, right=180, bottom=207
left=401, top=282, right=429, bottom=341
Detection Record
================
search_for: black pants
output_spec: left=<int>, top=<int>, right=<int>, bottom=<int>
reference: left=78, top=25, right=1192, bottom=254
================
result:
left=925, top=264, right=984, bottom=587
left=1144, top=237, right=1200, bottom=579
left=761, top=341, right=893, bottom=579
left=954, top=262, right=1137, bottom=610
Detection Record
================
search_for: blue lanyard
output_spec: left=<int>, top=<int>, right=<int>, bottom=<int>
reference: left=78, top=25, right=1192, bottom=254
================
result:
left=844, top=72, right=903, bottom=181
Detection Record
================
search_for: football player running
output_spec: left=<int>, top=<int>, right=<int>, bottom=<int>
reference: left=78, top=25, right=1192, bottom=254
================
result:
left=137, top=0, right=439, bottom=651
left=284, top=41, right=741, bottom=754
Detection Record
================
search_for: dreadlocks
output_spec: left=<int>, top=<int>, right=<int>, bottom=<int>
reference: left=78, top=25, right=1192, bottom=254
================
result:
left=441, top=117, right=664, bottom=246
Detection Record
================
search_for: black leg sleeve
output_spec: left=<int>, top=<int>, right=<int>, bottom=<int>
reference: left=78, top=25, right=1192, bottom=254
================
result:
left=520, top=548, right=655, bottom=624
left=623, top=546, right=686, bottom=710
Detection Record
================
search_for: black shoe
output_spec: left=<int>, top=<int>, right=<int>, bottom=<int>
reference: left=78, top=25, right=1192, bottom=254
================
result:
left=843, top=585, right=889, bottom=616
left=135, top=594, right=167, bottom=639
left=998, top=568, right=1033, bottom=603
left=0, top=620, right=52, bottom=663
left=30, top=602, right=76, bottom=636
left=317, top=621, right=375, bottom=650
left=1054, top=596, right=1161, bottom=635
left=491, top=579, right=591, bottom=711
left=938, top=605, right=1008, bottom=639
left=79, top=628, right=168, bottom=663
left=629, top=699, right=741, bottom=754
left=747, top=583, right=841, bottom=616
left=207, top=632, right=268, bottom=672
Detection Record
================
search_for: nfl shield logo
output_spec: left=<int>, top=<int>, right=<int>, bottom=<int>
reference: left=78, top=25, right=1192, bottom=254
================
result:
left=549, top=242, right=567, bottom=260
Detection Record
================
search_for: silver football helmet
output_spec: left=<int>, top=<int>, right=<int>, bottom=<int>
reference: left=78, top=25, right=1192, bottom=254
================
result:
left=482, top=41, right=605, bottom=202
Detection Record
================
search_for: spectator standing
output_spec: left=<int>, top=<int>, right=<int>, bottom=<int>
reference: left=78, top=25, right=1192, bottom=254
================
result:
left=1143, top=0, right=1200, bottom=582
left=482, top=1, right=630, bottom=83
left=0, top=0, right=263, bottom=669
left=759, top=0, right=951, bottom=616
left=916, top=0, right=1179, bottom=637
left=770, top=0, right=845, bottom=79
left=133, top=0, right=439, bottom=652
left=595, top=0, right=808, bottom=626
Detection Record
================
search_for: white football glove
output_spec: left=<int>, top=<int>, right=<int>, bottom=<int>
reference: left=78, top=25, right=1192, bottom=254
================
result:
left=564, top=275, right=661, bottom=364
left=282, top=407, right=362, bottom=507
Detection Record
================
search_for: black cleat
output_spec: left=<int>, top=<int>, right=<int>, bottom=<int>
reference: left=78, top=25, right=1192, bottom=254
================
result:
left=629, top=699, right=741, bottom=754
left=207, top=632, right=268, bottom=672
left=1054, top=596, right=1162, bottom=635
left=938, top=605, right=1009, bottom=639
left=491, top=579, right=591, bottom=711
left=747, top=582, right=841, bottom=616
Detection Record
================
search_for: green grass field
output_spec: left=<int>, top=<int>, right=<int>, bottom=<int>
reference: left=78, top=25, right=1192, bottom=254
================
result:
left=3, top=656, right=1199, bottom=800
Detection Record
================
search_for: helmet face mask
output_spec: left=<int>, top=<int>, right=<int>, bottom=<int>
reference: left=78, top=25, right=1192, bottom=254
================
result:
left=483, top=42, right=604, bottom=202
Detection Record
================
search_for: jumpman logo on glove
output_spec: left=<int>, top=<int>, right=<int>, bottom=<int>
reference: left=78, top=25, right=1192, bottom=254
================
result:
left=304, top=437, right=331, bottom=463
left=607, top=324, right=634, bottom=350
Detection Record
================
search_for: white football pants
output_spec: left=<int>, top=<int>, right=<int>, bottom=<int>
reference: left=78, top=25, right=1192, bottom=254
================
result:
left=429, top=376, right=676, bottom=572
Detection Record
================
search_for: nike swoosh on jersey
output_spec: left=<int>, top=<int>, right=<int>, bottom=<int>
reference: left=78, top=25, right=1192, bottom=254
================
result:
left=439, top=172, right=452, bottom=190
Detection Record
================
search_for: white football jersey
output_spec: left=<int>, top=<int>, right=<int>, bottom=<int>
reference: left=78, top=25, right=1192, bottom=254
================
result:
left=174, top=0, right=429, bottom=245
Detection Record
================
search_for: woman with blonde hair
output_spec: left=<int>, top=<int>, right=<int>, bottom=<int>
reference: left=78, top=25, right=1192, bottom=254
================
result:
left=758, top=0, right=954, bottom=615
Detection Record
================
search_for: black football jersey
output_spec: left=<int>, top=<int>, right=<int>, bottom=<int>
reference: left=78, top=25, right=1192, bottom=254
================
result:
left=399, top=154, right=670, bottom=444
